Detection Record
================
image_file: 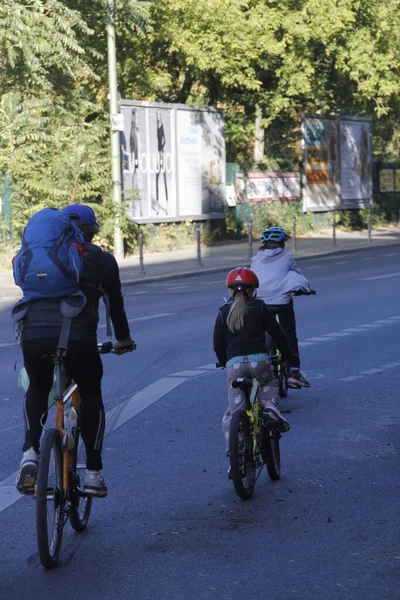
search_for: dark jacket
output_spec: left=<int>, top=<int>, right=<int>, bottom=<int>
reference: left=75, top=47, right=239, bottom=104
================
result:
left=21, top=247, right=130, bottom=343
left=213, top=297, right=291, bottom=367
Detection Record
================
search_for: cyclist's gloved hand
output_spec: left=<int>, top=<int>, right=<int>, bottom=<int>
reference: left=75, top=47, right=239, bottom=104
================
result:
left=113, top=337, right=136, bottom=355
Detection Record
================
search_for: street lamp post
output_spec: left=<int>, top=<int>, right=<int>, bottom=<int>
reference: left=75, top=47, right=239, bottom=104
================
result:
left=107, top=0, right=124, bottom=261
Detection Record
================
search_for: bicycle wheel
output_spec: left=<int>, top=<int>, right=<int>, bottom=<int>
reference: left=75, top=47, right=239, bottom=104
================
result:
left=69, top=429, right=92, bottom=532
left=36, top=428, right=64, bottom=569
left=229, top=410, right=256, bottom=500
left=262, top=429, right=281, bottom=481
left=278, top=362, right=289, bottom=398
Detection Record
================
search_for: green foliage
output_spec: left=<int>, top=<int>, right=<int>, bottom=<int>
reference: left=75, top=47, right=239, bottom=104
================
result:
left=3, top=0, right=400, bottom=253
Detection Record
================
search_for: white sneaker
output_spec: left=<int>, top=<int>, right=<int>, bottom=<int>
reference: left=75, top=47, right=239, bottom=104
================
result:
left=83, top=470, right=108, bottom=498
left=16, top=448, right=39, bottom=494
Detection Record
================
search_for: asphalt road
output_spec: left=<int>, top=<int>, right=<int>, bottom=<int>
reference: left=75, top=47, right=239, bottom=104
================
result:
left=0, top=246, right=399, bottom=600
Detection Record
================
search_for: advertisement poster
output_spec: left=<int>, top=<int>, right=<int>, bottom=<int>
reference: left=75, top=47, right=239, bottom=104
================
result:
left=379, top=169, right=395, bottom=193
left=302, top=115, right=340, bottom=212
left=396, top=170, right=400, bottom=191
left=246, top=171, right=300, bottom=201
left=120, top=101, right=225, bottom=223
left=339, top=118, right=372, bottom=207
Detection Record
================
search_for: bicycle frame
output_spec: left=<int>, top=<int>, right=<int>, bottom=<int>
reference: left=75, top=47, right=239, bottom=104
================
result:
left=52, top=357, right=81, bottom=493
left=243, top=379, right=264, bottom=460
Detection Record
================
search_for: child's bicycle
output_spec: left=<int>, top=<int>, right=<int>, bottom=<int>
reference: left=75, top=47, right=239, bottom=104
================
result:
left=268, top=288, right=316, bottom=397
left=222, top=360, right=282, bottom=500
left=35, top=340, right=133, bottom=569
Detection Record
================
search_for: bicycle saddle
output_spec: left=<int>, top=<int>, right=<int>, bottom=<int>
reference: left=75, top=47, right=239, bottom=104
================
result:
left=232, top=377, right=253, bottom=393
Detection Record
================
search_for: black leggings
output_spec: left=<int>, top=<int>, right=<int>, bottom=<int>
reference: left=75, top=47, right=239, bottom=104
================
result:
left=269, top=300, right=300, bottom=369
left=22, top=339, right=105, bottom=471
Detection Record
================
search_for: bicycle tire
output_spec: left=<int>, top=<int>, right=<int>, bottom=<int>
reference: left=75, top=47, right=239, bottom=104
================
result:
left=263, top=429, right=281, bottom=481
left=229, top=410, right=255, bottom=500
left=278, top=362, right=289, bottom=398
left=36, top=428, right=64, bottom=569
left=69, top=429, right=92, bottom=532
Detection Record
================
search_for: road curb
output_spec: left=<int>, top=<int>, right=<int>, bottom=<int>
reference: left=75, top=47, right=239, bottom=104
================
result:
left=120, top=241, right=399, bottom=287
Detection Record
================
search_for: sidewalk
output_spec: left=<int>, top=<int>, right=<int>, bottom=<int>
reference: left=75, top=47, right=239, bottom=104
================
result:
left=117, top=227, right=400, bottom=285
left=0, top=227, right=399, bottom=291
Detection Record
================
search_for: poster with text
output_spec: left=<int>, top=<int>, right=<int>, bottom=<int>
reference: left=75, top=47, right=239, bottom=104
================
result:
left=339, top=118, right=372, bottom=207
left=379, top=169, right=395, bottom=193
left=302, top=115, right=340, bottom=212
left=120, top=101, right=225, bottom=223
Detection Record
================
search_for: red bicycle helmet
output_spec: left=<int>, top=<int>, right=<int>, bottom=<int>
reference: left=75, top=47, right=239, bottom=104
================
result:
left=226, top=267, right=259, bottom=290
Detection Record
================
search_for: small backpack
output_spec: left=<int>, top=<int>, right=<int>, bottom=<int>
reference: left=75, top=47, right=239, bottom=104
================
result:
left=13, top=208, right=85, bottom=301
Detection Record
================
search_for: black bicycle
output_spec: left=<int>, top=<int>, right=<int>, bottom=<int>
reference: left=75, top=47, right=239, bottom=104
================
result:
left=268, top=288, right=316, bottom=397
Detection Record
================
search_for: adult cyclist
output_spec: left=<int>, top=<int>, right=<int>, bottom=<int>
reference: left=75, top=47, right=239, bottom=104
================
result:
left=16, top=204, right=134, bottom=497
left=251, top=226, right=311, bottom=389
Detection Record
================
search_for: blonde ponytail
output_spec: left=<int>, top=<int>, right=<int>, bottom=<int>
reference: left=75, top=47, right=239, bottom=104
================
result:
left=227, top=293, right=247, bottom=332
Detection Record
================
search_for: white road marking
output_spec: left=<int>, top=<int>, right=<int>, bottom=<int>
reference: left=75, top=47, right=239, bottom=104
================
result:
left=169, top=370, right=209, bottom=377
left=388, top=316, right=400, bottom=320
left=335, top=261, right=349, bottom=264
left=356, top=324, right=382, bottom=329
left=0, top=375, right=189, bottom=512
left=340, top=359, right=400, bottom=382
left=0, top=342, right=16, bottom=349
left=341, top=328, right=365, bottom=333
left=197, top=364, right=217, bottom=370
left=298, top=341, right=316, bottom=347
left=384, top=253, right=398, bottom=256
left=359, top=272, right=400, bottom=281
left=361, top=257, right=374, bottom=261
left=169, top=285, right=189, bottom=291
left=305, top=337, right=336, bottom=342
left=307, top=265, right=322, bottom=269
left=373, top=320, right=394, bottom=324
left=320, top=332, right=351, bottom=338
left=205, top=280, right=225, bottom=285
left=124, top=291, right=148, bottom=296
left=99, top=312, right=175, bottom=329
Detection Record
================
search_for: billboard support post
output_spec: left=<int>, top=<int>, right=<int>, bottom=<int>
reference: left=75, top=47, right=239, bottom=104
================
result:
left=368, top=205, right=372, bottom=243
left=107, top=0, right=124, bottom=261
left=196, top=223, right=203, bottom=267
left=292, top=213, right=297, bottom=253
left=333, top=210, right=337, bottom=247
left=248, top=218, right=253, bottom=260
left=138, top=226, right=145, bottom=274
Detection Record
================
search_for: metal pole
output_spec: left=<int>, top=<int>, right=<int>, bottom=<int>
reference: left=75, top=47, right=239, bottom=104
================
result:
left=291, top=213, right=297, bottom=253
left=248, top=218, right=253, bottom=260
left=196, top=223, right=203, bottom=267
left=139, top=226, right=145, bottom=274
left=107, top=0, right=124, bottom=261
left=332, top=210, right=337, bottom=247
left=368, top=205, right=372, bottom=243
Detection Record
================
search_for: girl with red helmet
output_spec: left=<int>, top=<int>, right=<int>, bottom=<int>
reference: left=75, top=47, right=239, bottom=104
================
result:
left=213, top=267, right=292, bottom=463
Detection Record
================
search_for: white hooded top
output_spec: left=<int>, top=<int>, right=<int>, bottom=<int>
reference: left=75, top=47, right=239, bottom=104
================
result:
left=250, top=248, right=310, bottom=305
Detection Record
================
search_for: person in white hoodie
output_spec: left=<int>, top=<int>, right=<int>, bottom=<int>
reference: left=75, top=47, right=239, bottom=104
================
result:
left=251, top=226, right=311, bottom=388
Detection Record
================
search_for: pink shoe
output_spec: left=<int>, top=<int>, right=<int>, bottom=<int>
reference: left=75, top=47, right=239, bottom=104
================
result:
left=262, top=402, right=290, bottom=432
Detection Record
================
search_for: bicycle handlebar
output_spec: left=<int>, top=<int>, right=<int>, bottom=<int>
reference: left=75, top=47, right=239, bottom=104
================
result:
left=292, top=288, right=316, bottom=296
left=97, top=341, right=136, bottom=355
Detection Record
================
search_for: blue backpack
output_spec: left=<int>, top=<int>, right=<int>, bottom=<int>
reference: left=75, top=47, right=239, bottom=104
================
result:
left=13, top=208, right=85, bottom=301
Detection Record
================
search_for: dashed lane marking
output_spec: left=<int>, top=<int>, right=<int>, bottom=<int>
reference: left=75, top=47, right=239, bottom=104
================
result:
left=359, top=272, right=400, bottom=281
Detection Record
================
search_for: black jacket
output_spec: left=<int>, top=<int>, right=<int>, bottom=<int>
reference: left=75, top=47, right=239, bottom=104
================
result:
left=213, top=297, right=291, bottom=367
left=21, top=247, right=130, bottom=343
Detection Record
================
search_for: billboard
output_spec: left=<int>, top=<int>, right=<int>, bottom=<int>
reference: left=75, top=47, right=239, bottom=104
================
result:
left=380, top=169, right=395, bottom=193
left=120, top=100, right=226, bottom=223
left=302, top=115, right=340, bottom=212
left=339, top=117, right=372, bottom=207
left=246, top=171, right=301, bottom=202
left=302, top=114, right=372, bottom=212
